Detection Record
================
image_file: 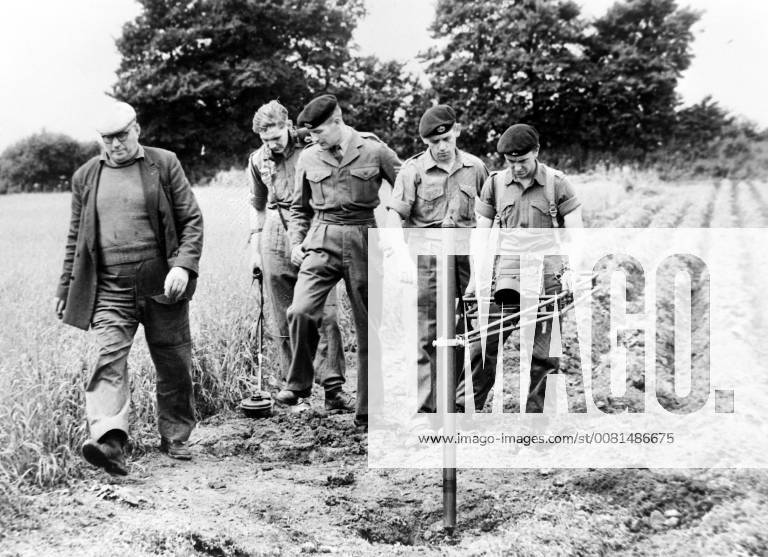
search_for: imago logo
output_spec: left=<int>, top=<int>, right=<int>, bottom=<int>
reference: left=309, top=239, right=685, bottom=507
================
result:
left=417, top=251, right=727, bottom=416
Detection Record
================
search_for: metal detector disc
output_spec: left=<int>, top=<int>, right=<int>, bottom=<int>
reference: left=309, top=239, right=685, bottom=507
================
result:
left=240, top=392, right=274, bottom=418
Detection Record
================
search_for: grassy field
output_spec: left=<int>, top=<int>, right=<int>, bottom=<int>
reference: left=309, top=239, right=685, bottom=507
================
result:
left=2, top=171, right=768, bottom=555
left=0, top=169, right=764, bottom=486
left=0, top=176, right=265, bottom=487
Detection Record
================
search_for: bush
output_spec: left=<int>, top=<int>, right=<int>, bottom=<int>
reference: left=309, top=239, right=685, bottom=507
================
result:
left=0, top=132, right=99, bottom=194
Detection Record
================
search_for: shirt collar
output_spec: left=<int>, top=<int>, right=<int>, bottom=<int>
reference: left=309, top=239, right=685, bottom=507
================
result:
left=101, top=144, right=145, bottom=168
left=334, top=126, right=353, bottom=157
left=423, top=148, right=466, bottom=173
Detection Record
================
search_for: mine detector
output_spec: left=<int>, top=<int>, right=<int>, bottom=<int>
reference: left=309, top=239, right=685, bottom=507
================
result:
left=432, top=227, right=596, bottom=532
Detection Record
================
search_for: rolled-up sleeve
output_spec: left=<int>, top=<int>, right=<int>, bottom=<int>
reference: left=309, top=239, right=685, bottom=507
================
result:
left=387, top=163, right=416, bottom=219
left=556, top=175, right=581, bottom=216
left=247, top=152, right=268, bottom=211
left=475, top=175, right=497, bottom=220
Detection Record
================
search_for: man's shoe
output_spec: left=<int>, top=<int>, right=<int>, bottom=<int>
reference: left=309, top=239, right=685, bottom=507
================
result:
left=324, top=390, right=355, bottom=413
left=275, top=389, right=311, bottom=406
left=82, top=439, right=128, bottom=476
left=160, top=438, right=192, bottom=461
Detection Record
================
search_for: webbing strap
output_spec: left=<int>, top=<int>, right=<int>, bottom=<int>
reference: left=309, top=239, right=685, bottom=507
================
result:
left=543, top=165, right=559, bottom=229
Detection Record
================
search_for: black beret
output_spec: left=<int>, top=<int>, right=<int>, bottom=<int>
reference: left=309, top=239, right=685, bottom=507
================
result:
left=497, top=124, right=539, bottom=156
left=297, top=94, right=338, bottom=129
left=419, top=104, right=456, bottom=138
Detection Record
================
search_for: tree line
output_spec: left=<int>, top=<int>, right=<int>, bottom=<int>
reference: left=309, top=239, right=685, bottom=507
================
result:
left=2, top=0, right=765, bottom=193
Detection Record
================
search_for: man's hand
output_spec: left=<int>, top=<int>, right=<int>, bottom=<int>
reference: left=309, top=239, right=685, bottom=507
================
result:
left=251, top=252, right=263, bottom=280
left=164, top=266, right=189, bottom=302
left=54, top=297, right=66, bottom=319
left=249, top=233, right=263, bottom=279
left=291, top=245, right=307, bottom=267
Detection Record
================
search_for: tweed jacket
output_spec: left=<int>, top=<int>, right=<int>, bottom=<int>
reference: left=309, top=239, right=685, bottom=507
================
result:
left=56, top=146, right=204, bottom=330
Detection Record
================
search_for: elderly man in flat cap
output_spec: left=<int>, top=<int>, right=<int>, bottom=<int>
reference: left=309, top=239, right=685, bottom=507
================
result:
left=279, top=94, right=401, bottom=426
left=247, top=99, right=353, bottom=413
left=386, top=104, right=487, bottom=417
left=54, top=101, right=203, bottom=474
left=456, top=123, right=583, bottom=413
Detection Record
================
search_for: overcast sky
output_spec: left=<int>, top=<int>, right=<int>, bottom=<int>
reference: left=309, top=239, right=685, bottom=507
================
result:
left=0, top=0, right=766, bottom=150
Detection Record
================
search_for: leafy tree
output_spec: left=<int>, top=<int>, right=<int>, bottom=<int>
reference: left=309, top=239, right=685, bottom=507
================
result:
left=112, top=0, right=365, bottom=179
left=423, top=0, right=593, bottom=160
left=585, top=0, right=700, bottom=158
left=0, top=133, right=99, bottom=194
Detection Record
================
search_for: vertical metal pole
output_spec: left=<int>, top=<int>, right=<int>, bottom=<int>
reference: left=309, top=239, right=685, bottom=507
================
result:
left=441, top=246, right=457, bottom=532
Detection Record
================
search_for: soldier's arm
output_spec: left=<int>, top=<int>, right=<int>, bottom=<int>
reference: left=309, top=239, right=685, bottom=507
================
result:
left=379, top=142, right=402, bottom=193
left=386, top=163, right=416, bottom=231
left=289, top=152, right=313, bottom=247
left=54, top=170, right=84, bottom=315
left=166, top=154, right=204, bottom=276
left=467, top=176, right=497, bottom=296
left=556, top=174, right=582, bottom=227
left=247, top=152, right=269, bottom=234
left=246, top=153, right=268, bottom=275
left=476, top=160, right=490, bottom=194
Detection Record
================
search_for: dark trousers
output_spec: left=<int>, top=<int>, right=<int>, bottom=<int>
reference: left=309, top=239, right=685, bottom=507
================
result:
left=456, top=273, right=561, bottom=413
left=261, top=211, right=345, bottom=393
left=286, top=222, right=381, bottom=416
left=416, top=254, right=471, bottom=413
left=86, top=258, right=195, bottom=442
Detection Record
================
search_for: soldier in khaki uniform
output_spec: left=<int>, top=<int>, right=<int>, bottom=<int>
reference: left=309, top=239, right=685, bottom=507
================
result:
left=457, top=124, right=583, bottom=413
left=278, top=94, right=401, bottom=425
left=247, top=100, right=353, bottom=412
left=386, top=105, right=487, bottom=414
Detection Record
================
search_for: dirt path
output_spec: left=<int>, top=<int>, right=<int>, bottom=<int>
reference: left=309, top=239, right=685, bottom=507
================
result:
left=3, top=406, right=766, bottom=557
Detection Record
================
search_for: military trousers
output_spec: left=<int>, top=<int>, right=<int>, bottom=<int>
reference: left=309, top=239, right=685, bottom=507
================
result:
left=261, top=210, right=345, bottom=393
left=456, top=272, right=562, bottom=413
left=286, top=222, right=382, bottom=416
left=415, top=253, right=471, bottom=413
left=86, top=257, right=195, bottom=443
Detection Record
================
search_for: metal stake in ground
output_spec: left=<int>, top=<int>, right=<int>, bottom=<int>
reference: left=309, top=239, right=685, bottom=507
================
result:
left=240, top=268, right=274, bottom=418
left=437, top=247, right=458, bottom=532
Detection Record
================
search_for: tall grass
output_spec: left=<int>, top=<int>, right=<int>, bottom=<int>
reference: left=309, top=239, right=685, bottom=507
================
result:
left=0, top=174, right=282, bottom=487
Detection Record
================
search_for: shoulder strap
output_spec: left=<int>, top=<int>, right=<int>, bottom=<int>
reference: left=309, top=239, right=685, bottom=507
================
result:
left=541, top=164, right=559, bottom=229
left=405, top=151, right=426, bottom=186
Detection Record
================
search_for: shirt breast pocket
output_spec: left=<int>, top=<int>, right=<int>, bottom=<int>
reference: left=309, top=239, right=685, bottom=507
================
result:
left=529, top=198, right=554, bottom=228
left=457, top=183, right=477, bottom=222
left=306, top=167, right=333, bottom=206
left=349, top=166, right=381, bottom=204
left=499, top=200, right=521, bottom=228
left=413, top=181, right=445, bottom=223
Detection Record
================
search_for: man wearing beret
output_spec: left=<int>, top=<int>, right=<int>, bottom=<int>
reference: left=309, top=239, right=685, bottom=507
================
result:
left=54, top=101, right=204, bottom=474
left=386, top=104, right=487, bottom=416
left=247, top=99, right=353, bottom=413
left=456, top=123, right=583, bottom=413
left=280, top=94, right=401, bottom=426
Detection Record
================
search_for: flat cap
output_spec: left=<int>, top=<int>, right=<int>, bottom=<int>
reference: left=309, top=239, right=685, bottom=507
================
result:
left=96, top=101, right=137, bottom=135
left=419, top=104, right=456, bottom=138
left=497, top=124, right=539, bottom=156
left=297, top=94, right=338, bottom=129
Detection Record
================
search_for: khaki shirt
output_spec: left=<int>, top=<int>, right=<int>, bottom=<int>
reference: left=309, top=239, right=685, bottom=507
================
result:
left=388, top=149, right=488, bottom=228
left=290, top=128, right=401, bottom=246
left=477, top=162, right=580, bottom=228
left=247, top=132, right=303, bottom=210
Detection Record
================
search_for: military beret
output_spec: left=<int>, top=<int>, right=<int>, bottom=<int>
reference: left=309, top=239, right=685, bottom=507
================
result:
left=96, top=101, right=137, bottom=135
left=419, top=104, right=456, bottom=138
left=497, top=124, right=540, bottom=156
left=297, top=94, right=338, bottom=129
